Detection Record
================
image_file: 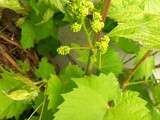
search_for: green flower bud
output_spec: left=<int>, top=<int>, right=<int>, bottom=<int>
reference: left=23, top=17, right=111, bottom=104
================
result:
left=95, top=35, right=110, bottom=54
left=66, top=0, right=94, bottom=19
left=57, top=46, right=71, bottom=55
left=71, top=22, right=82, bottom=32
left=91, top=20, right=104, bottom=33
left=101, top=35, right=110, bottom=43
left=85, top=1, right=94, bottom=11
left=79, top=6, right=89, bottom=17
left=93, top=12, right=102, bottom=20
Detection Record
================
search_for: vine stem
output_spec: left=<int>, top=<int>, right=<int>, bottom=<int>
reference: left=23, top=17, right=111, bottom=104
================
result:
left=127, top=79, right=152, bottom=86
left=122, top=50, right=151, bottom=89
left=101, top=0, right=112, bottom=22
left=85, top=0, right=112, bottom=74
left=98, top=52, right=102, bottom=70
left=82, top=18, right=93, bottom=75
left=82, top=18, right=92, bottom=48
left=144, top=79, right=156, bottom=105
left=27, top=103, right=43, bottom=120
left=71, top=47, right=91, bottom=50
left=39, top=95, right=47, bottom=120
left=123, top=51, right=158, bottom=64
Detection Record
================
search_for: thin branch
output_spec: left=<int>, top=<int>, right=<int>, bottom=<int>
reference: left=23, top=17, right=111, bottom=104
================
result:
left=82, top=18, right=93, bottom=48
left=85, top=50, right=93, bottom=75
left=0, top=45, right=20, bottom=71
left=127, top=79, right=153, bottom=86
left=0, top=33, right=21, bottom=48
left=101, top=0, right=112, bottom=22
left=39, top=96, right=47, bottom=120
left=123, top=51, right=159, bottom=64
left=122, top=50, right=151, bottom=89
left=144, top=80, right=156, bottom=105
left=96, top=0, right=112, bottom=40
left=27, top=103, right=43, bottom=120
left=123, top=55, right=136, bottom=64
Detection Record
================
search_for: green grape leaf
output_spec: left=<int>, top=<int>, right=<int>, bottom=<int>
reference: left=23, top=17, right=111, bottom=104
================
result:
left=4, top=89, right=37, bottom=101
left=0, top=92, right=28, bottom=119
left=47, top=75, right=63, bottom=112
left=59, top=63, right=84, bottom=92
left=103, top=18, right=118, bottom=33
left=73, top=73, right=121, bottom=102
left=60, top=63, right=84, bottom=82
left=54, top=86, right=107, bottom=120
left=117, top=37, right=140, bottom=54
left=34, top=19, right=54, bottom=41
left=49, top=0, right=65, bottom=12
left=101, top=48, right=123, bottom=76
left=36, top=37, right=59, bottom=56
left=29, top=0, right=40, bottom=15
left=109, top=0, right=160, bottom=49
left=0, top=70, right=36, bottom=91
left=0, top=70, right=35, bottom=119
left=144, top=0, right=160, bottom=15
left=133, top=48, right=155, bottom=80
left=20, top=20, right=36, bottom=49
left=151, top=107, right=160, bottom=120
left=40, top=0, right=65, bottom=12
left=54, top=73, right=151, bottom=120
left=20, top=3, right=56, bottom=49
left=0, top=0, right=24, bottom=13
left=35, top=57, right=55, bottom=79
left=54, top=73, right=120, bottom=120
left=104, top=91, right=151, bottom=120
left=39, top=8, right=54, bottom=24
left=109, top=15, right=160, bottom=49
left=109, top=0, right=143, bottom=22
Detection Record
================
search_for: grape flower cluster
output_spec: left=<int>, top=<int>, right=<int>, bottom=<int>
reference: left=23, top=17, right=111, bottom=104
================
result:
left=66, top=0, right=95, bottom=33
left=71, top=22, right=82, bottom=32
left=57, top=46, right=71, bottom=55
left=95, top=35, right=110, bottom=54
left=91, top=12, right=104, bottom=33
left=58, top=0, right=107, bottom=56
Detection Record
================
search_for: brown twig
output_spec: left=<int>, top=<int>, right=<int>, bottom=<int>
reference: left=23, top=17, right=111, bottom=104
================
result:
left=96, top=0, right=112, bottom=40
left=101, top=0, right=112, bottom=22
left=0, top=45, right=20, bottom=71
left=122, top=50, right=151, bottom=89
left=123, top=55, right=136, bottom=64
left=123, top=51, right=159, bottom=64
left=0, top=33, right=21, bottom=48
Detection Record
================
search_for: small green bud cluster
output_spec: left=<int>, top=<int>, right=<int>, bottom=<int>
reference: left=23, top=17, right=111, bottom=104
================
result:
left=95, top=35, right=110, bottom=54
left=66, top=0, right=94, bottom=32
left=85, top=1, right=94, bottom=11
left=91, top=12, right=104, bottom=33
left=93, top=12, right=102, bottom=20
left=71, top=22, right=82, bottom=32
left=66, top=0, right=94, bottom=18
left=57, top=46, right=71, bottom=55
left=79, top=1, right=94, bottom=17
left=79, top=6, right=89, bottom=17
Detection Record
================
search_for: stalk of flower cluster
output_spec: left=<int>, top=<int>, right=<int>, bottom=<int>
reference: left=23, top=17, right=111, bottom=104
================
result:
left=86, top=0, right=112, bottom=74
